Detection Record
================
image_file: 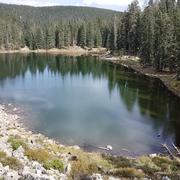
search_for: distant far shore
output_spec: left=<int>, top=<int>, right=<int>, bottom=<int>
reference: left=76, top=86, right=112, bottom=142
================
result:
left=0, top=46, right=108, bottom=56
left=1, top=46, right=180, bottom=99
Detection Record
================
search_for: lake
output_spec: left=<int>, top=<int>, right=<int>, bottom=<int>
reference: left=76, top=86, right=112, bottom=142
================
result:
left=0, top=53, right=180, bottom=156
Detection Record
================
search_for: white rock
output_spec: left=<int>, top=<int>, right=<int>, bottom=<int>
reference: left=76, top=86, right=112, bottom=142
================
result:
left=149, top=153, right=157, bottom=158
left=5, top=170, right=19, bottom=180
left=108, top=177, right=120, bottom=180
left=106, top=145, right=112, bottom=151
left=59, top=173, right=67, bottom=180
left=162, top=176, right=171, bottom=180
left=91, top=173, right=103, bottom=180
left=72, top=145, right=80, bottom=150
left=13, top=146, right=24, bottom=159
left=4, top=166, right=9, bottom=172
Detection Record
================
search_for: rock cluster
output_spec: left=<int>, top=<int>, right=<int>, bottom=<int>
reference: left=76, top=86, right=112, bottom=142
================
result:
left=0, top=105, right=69, bottom=179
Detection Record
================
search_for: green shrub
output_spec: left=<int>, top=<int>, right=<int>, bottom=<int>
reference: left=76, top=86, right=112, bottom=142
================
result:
left=136, top=156, right=160, bottom=174
left=8, top=136, right=27, bottom=151
left=43, top=159, right=64, bottom=171
left=103, top=155, right=133, bottom=168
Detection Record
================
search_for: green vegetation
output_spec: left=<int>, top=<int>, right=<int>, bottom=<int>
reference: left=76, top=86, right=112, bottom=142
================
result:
left=25, top=148, right=64, bottom=172
left=0, top=151, right=22, bottom=170
left=43, top=159, right=64, bottom=171
left=8, top=136, right=27, bottom=151
left=25, top=148, right=51, bottom=163
left=109, top=167, right=145, bottom=178
left=0, top=0, right=180, bottom=79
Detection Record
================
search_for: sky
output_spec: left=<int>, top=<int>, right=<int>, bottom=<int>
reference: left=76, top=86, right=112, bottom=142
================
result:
left=0, top=0, right=146, bottom=11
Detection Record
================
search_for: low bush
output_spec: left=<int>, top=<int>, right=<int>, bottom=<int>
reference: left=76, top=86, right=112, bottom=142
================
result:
left=43, top=159, right=64, bottom=172
left=8, top=136, right=27, bottom=151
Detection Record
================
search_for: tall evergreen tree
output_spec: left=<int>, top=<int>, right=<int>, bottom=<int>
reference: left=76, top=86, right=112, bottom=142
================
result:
left=140, top=3, right=155, bottom=65
left=77, top=24, right=86, bottom=47
left=126, top=0, right=141, bottom=55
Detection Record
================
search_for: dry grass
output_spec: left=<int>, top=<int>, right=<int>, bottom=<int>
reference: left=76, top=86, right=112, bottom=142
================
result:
left=110, top=167, right=145, bottom=178
left=0, top=151, right=22, bottom=170
left=25, top=148, right=51, bottom=163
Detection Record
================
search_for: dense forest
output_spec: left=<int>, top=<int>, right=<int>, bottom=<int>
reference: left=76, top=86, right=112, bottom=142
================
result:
left=0, top=0, right=180, bottom=79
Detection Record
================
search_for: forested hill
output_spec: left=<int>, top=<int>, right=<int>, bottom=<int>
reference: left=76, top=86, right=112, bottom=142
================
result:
left=0, top=3, right=119, bottom=22
left=0, top=1, right=180, bottom=79
left=0, top=3, right=121, bottom=50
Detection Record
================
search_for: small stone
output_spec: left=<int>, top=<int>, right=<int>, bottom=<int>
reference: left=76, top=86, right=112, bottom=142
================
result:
left=162, top=176, right=171, bottom=180
left=21, top=174, right=34, bottom=180
left=13, top=146, right=24, bottom=159
left=73, top=145, right=80, bottom=150
left=108, top=177, right=120, bottom=180
left=6, top=171, right=19, bottom=180
left=149, top=153, right=157, bottom=158
left=90, top=173, right=103, bottom=180
left=4, top=166, right=9, bottom=172
left=106, top=145, right=112, bottom=151
left=13, top=108, right=18, bottom=112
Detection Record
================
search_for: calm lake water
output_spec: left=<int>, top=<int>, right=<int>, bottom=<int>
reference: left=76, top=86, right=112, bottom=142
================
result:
left=0, top=54, right=180, bottom=155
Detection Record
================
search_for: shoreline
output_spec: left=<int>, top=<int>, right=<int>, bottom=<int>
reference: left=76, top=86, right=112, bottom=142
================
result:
left=0, top=104, right=179, bottom=179
left=0, top=46, right=107, bottom=57
left=99, top=55, right=180, bottom=99
left=0, top=49, right=180, bottom=179
left=0, top=47, right=179, bottom=99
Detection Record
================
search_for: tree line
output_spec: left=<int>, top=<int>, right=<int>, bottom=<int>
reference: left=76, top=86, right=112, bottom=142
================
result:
left=0, top=0, right=180, bottom=78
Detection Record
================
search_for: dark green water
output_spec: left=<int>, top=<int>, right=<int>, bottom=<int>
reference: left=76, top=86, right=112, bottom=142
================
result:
left=0, top=53, right=180, bottom=155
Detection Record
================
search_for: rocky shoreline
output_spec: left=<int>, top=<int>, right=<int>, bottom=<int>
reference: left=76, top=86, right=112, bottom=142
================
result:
left=0, top=105, right=180, bottom=180
left=0, top=52, right=180, bottom=179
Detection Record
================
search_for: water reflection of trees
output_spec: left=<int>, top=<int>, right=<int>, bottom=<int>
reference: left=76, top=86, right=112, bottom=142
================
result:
left=0, top=53, right=179, bottom=146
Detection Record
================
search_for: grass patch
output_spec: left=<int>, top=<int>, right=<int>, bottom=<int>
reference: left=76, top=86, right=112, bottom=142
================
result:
left=136, top=156, right=160, bottom=174
left=68, top=150, right=112, bottom=179
left=25, top=148, right=64, bottom=172
left=25, top=148, right=51, bottom=163
left=43, top=159, right=64, bottom=171
left=172, top=80, right=180, bottom=89
left=103, top=155, right=133, bottom=168
left=71, top=160, right=98, bottom=179
left=110, top=167, right=145, bottom=178
left=0, top=151, right=22, bottom=170
left=8, top=136, right=27, bottom=151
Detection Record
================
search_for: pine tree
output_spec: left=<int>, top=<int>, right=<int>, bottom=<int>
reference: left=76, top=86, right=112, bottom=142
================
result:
left=126, top=0, right=141, bottom=55
left=141, top=3, right=155, bottom=65
left=86, top=22, right=94, bottom=48
left=64, top=25, right=70, bottom=47
left=45, top=27, right=55, bottom=49
left=77, top=24, right=86, bottom=47
left=176, top=5, right=180, bottom=79
left=35, top=28, right=44, bottom=49
left=94, top=29, right=102, bottom=47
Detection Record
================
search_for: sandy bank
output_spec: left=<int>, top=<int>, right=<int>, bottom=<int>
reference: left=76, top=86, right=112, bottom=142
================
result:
left=0, top=46, right=107, bottom=56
